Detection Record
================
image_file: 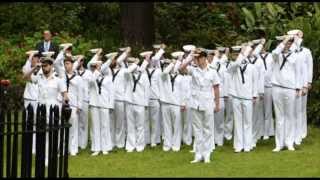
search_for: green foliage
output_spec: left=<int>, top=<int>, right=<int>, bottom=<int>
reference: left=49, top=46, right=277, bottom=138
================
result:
left=0, top=31, right=98, bottom=85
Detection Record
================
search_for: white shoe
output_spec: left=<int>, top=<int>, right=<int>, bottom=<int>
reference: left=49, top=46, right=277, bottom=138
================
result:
left=102, top=151, right=109, bottom=155
left=288, top=146, right=295, bottom=151
left=172, top=147, right=180, bottom=152
left=163, top=146, right=171, bottom=152
left=126, top=149, right=134, bottom=153
left=263, top=136, right=269, bottom=140
left=151, top=143, right=157, bottom=147
left=204, top=154, right=211, bottom=163
left=244, top=149, right=250, bottom=153
left=189, top=150, right=195, bottom=153
left=234, top=149, right=242, bottom=153
left=70, top=152, right=77, bottom=156
left=91, top=151, right=99, bottom=156
left=272, top=147, right=281, bottom=152
left=190, top=157, right=202, bottom=164
left=136, top=147, right=144, bottom=152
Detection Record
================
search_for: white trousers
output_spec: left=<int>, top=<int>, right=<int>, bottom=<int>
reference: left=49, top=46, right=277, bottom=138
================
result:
left=191, top=108, right=213, bottom=159
left=125, top=103, right=145, bottom=151
left=90, top=106, right=113, bottom=152
left=182, top=107, right=192, bottom=146
left=272, top=86, right=296, bottom=149
left=214, top=98, right=225, bottom=146
left=252, top=96, right=264, bottom=144
left=294, top=95, right=303, bottom=144
left=224, top=97, right=234, bottom=140
left=161, top=103, right=182, bottom=150
left=111, top=101, right=126, bottom=148
left=78, top=102, right=89, bottom=149
left=263, top=87, right=275, bottom=137
left=69, top=107, right=79, bottom=154
left=301, top=94, right=308, bottom=139
left=232, top=97, right=253, bottom=151
left=146, top=99, right=161, bottom=145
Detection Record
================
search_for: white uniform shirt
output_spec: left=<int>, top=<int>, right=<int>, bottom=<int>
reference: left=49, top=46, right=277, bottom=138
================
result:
left=22, top=59, right=40, bottom=101
left=228, top=53, right=258, bottom=100
left=88, top=70, right=114, bottom=109
left=257, top=52, right=274, bottom=88
left=271, top=43, right=300, bottom=89
left=61, top=72, right=83, bottom=109
left=124, top=69, right=150, bottom=107
left=31, top=73, right=66, bottom=106
left=146, top=67, right=161, bottom=100
left=186, top=65, right=220, bottom=112
left=159, top=63, right=184, bottom=106
left=210, top=56, right=229, bottom=98
left=76, top=69, right=92, bottom=103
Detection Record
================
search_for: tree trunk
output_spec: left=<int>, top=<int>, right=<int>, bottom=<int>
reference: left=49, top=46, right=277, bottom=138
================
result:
left=120, top=2, right=154, bottom=48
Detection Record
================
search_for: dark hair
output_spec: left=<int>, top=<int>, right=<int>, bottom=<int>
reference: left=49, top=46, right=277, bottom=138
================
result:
left=64, top=56, right=74, bottom=63
left=199, top=51, right=207, bottom=58
left=33, top=53, right=41, bottom=58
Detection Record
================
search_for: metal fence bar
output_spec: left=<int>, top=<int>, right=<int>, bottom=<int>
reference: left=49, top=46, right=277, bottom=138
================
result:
left=11, top=110, right=19, bottom=177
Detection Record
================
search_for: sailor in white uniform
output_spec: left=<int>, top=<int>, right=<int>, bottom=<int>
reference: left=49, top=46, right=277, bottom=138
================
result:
left=179, top=48, right=220, bottom=163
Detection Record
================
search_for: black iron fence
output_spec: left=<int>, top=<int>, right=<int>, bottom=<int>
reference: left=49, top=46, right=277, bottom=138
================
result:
left=0, top=81, right=72, bottom=178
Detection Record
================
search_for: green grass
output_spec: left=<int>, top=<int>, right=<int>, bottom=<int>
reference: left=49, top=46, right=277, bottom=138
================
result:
left=68, top=126, right=320, bottom=177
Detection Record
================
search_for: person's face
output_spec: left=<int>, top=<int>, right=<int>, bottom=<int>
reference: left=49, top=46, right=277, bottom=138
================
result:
left=31, top=56, right=40, bottom=67
left=230, top=52, right=239, bottom=60
left=197, top=56, right=206, bottom=66
left=79, top=59, right=84, bottom=67
left=41, top=62, right=52, bottom=75
left=43, top=31, right=52, bottom=41
left=284, top=40, right=293, bottom=51
left=64, top=61, right=74, bottom=72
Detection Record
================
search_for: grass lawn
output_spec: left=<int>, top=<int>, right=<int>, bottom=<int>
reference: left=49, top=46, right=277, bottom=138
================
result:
left=68, top=125, right=320, bottom=177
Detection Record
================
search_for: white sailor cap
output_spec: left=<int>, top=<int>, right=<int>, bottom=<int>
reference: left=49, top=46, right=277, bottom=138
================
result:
left=183, top=45, right=196, bottom=52
left=216, top=47, right=226, bottom=52
left=90, top=60, right=102, bottom=66
left=139, top=51, right=153, bottom=57
left=119, top=47, right=130, bottom=52
left=206, top=49, right=215, bottom=55
left=231, top=46, right=242, bottom=52
left=25, top=50, right=39, bottom=55
left=89, top=48, right=102, bottom=54
left=40, top=57, right=54, bottom=64
left=171, top=51, right=184, bottom=58
left=251, top=39, right=261, bottom=45
left=287, top=29, right=301, bottom=35
left=105, top=52, right=118, bottom=59
left=153, top=44, right=161, bottom=49
left=127, top=57, right=139, bottom=64
left=59, top=43, right=73, bottom=50
left=275, top=35, right=287, bottom=41
left=73, top=55, right=85, bottom=61
left=41, top=51, right=55, bottom=58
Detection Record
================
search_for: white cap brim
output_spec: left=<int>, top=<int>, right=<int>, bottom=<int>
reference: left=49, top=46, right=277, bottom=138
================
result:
left=105, top=52, right=118, bottom=59
left=183, top=45, right=196, bottom=52
left=231, top=46, right=242, bottom=51
left=287, top=29, right=301, bottom=35
left=171, top=51, right=184, bottom=58
left=153, top=44, right=161, bottom=49
left=42, top=51, right=55, bottom=57
left=139, top=51, right=153, bottom=57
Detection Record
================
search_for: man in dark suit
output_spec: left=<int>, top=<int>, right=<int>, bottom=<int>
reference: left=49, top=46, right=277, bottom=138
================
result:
left=36, top=30, right=59, bottom=58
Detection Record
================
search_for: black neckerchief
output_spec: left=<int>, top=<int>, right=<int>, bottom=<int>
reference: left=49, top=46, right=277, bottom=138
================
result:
left=216, top=62, right=221, bottom=73
left=66, top=72, right=76, bottom=92
left=260, top=53, right=269, bottom=70
left=132, top=71, right=142, bottom=92
left=280, top=52, right=292, bottom=70
left=240, top=64, right=248, bottom=84
left=295, top=47, right=303, bottom=53
left=124, top=62, right=128, bottom=68
left=248, top=56, right=258, bottom=64
left=96, top=76, right=104, bottom=94
left=111, top=68, right=120, bottom=82
left=160, top=61, right=164, bottom=72
left=146, top=68, right=156, bottom=85
left=170, top=73, right=178, bottom=92
left=77, top=69, right=86, bottom=77
left=226, top=61, right=230, bottom=68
